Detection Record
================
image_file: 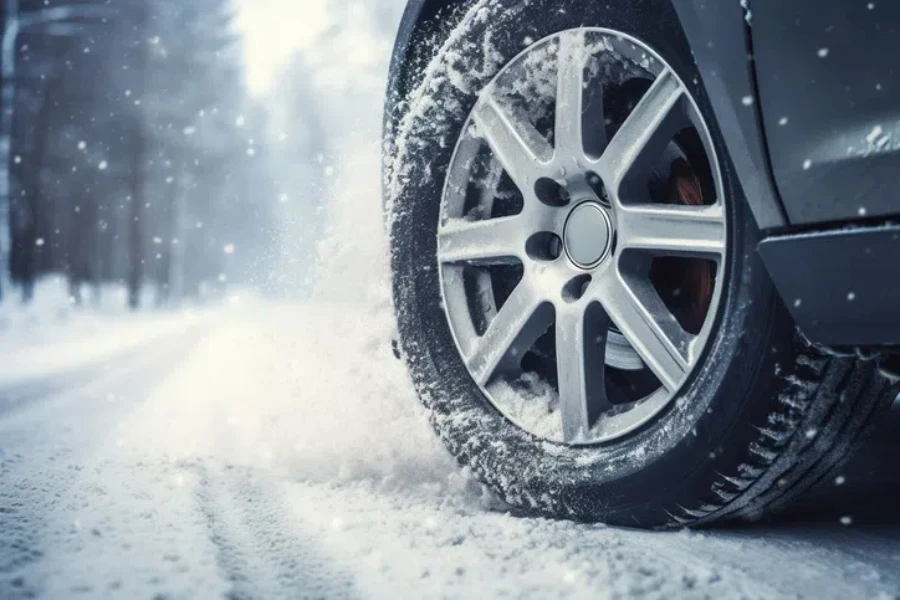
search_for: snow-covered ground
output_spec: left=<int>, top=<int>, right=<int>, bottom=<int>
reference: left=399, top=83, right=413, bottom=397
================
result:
left=1, top=305, right=899, bottom=599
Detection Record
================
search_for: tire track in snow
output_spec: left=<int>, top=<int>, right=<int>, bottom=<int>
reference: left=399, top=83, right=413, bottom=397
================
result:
left=0, top=330, right=207, bottom=598
left=189, top=462, right=358, bottom=600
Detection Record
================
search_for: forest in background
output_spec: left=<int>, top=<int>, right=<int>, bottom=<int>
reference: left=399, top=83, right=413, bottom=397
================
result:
left=1, top=0, right=330, bottom=310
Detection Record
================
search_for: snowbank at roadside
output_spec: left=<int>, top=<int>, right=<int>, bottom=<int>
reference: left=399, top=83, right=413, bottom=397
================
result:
left=0, top=276, right=211, bottom=388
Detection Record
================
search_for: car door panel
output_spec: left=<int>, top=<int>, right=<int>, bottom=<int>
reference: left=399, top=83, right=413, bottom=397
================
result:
left=752, top=0, right=900, bottom=225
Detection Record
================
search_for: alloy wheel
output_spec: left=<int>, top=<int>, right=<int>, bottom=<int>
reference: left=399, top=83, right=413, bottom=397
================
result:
left=438, top=28, right=727, bottom=444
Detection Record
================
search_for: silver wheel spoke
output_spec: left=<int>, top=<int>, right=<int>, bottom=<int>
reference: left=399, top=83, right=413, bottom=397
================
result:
left=594, top=270, right=690, bottom=391
left=597, top=69, right=684, bottom=193
left=467, top=278, right=552, bottom=385
left=554, top=31, right=607, bottom=158
left=473, top=94, right=552, bottom=194
left=438, top=216, right=525, bottom=265
left=618, top=203, right=726, bottom=257
left=556, top=302, right=611, bottom=442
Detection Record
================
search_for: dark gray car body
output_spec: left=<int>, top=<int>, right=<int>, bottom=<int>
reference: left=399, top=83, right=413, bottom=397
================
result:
left=385, top=0, right=900, bottom=349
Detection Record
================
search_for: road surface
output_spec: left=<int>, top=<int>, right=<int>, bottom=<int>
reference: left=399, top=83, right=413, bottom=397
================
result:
left=1, top=306, right=899, bottom=599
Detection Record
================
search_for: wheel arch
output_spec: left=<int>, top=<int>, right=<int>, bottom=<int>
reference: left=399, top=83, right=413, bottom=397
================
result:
left=668, top=0, right=787, bottom=230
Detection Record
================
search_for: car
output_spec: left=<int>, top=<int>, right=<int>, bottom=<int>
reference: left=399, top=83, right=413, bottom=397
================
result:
left=381, top=0, right=900, bottom=528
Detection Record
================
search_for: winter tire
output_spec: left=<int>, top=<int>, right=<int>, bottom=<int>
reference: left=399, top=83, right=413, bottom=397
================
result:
left=385, top=0, right=897, bottom=527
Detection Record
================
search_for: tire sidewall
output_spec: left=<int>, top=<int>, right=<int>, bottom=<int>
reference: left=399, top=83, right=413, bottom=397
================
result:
left=388, top=0, right=794, bottom=524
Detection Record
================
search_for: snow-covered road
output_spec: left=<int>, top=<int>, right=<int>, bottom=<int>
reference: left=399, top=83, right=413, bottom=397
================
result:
left=1, top=307, right=899, bottom=599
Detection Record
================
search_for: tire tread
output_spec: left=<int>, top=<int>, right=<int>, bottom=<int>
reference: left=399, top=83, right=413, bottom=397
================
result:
left=672, top=343, right=895, bottom=527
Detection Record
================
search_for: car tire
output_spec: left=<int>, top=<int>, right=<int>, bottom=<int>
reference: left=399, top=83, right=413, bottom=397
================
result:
left=385, top=0, right=897, bottom=527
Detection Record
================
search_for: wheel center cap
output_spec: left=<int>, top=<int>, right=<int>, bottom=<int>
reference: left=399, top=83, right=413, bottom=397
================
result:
left=564, top=202, right=612, bottom=268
